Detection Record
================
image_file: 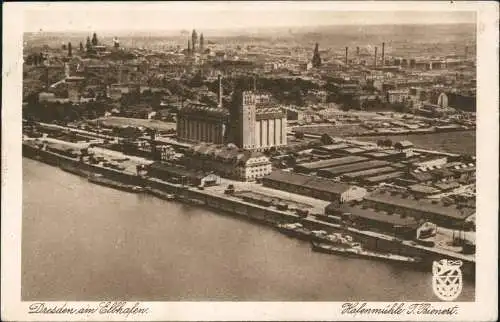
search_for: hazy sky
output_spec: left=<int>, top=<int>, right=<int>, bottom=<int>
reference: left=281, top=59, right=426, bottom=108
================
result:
left=22, top=2, right=476, bottom=32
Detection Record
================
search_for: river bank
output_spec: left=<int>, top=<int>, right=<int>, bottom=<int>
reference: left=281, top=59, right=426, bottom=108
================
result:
left=22, top=142, right=475, bottom=279
left=22, top=157, right=475, bottom=301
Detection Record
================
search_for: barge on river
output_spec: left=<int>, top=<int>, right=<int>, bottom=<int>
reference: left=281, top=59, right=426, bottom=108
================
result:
left=88, top=174, right=145, bottom=193
left=145, top=186, right=176, bottom=200
left=59, top=163, right=91, bottom=178
left=311, top=241, right=421, bottom=265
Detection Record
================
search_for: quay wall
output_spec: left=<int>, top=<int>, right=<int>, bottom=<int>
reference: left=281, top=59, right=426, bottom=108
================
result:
left=23, top=143, right=143, bottom=185
left=23, top=142, right=475, bottom=277
left=297, top=217, right=475, bottom=276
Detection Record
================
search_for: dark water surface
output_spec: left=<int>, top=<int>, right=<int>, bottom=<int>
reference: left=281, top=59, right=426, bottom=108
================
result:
left=22, top=158, right=474, bottom=301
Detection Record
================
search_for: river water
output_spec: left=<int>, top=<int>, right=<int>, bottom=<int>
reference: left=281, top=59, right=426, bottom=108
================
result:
left=22, top=158, right=474, bottom=301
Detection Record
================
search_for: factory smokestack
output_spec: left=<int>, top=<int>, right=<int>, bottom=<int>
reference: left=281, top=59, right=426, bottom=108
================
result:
left=44, top=66, right=49, bottom=89
left=464, top=46, right=468, bottom=59
left=374, top=46, right=378, bottom=67
left=218, top=74, right=223, bottom=108
left=382, top=42, right=385, bottom=67
left=345, top=47, right=348, bottom=65
left=64, top=63, right=70, bottom=78
left=356, top=46, right=360, bottom=56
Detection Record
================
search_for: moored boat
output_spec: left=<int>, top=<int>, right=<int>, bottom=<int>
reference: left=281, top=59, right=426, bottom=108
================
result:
left=275, top=223, right=313, bottom=240
left=145, top=187, right=177, bottom=200
left=59, top=163, right=91, bottom=178
left=185, top=198, right=205, bottom=206
left=311, top=241, right=421, bottom=264
left=88, top=175, right=144, bottom=193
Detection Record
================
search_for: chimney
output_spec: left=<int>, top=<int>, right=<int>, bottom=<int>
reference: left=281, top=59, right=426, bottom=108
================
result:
left=374, top=46, right=378, bottom=67
left=464, top=46, right=468, bottom=59
left=45, top=66, right=49, bottom=89
left=382, top=42, right=385, bottom=67
left=253, top=75, right=257, bottom=92
left=345, top=47, right=348, bottom=65
left=356, top=46, right=360, bottom=56
left=218, top=74, right=223, bottom=108
left=64, top=63, right=70, bottom=78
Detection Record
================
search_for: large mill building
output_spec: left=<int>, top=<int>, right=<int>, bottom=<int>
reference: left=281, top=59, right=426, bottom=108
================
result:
left=177, top=76, right=287, bottom=151
left=230, top=89, right=287, bottom=151
left=176, top=74, right=228, bottom=144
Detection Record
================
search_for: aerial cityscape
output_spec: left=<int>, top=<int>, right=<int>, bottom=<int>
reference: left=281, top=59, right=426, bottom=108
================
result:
left=21, top=9, right=477, bottom=301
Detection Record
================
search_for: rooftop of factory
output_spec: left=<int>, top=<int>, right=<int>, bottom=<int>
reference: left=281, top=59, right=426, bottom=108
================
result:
left=408, top=184, right=441, bottom=195
left=256, top=106, right=285, bottom=116
left=317, top=143, right=350, bottom=151
left=342, top=166, right=397, bottom=179
left=329, top=204, right=420, bottom=228
left=188, top=143, right=266, bottom=164
left=364, top=191, right=475, bottom=220
left=263, top=170, right=354, bottom=195
left=317, top=160, right=392, bottom=177
left=179, top=101, right=230, bottom=117
left=147, top=161, right=206, bottom=180
left=362, top=171, right=405, bottom=183
left=294, top=155, right=369, bottom=171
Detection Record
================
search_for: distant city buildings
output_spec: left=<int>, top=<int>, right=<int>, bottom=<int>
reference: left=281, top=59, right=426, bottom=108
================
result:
left=184, top=29, right=207, bottom=55
left=23, top=27, right=476, bottom=148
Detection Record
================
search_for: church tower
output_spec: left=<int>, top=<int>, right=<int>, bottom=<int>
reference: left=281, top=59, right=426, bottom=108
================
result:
left=191, top=29, right=198, bottom=52
left=199, top=33, right=204, bottom=53
left=312, top=43, right=322, bottom=68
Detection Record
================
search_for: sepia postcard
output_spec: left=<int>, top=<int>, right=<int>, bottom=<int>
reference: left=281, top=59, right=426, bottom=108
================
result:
left=2, top=1, right=498, bottom=321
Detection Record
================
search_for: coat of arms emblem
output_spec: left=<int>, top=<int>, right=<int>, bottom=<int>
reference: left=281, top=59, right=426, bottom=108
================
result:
left=432, top=259, right=463, bottom=301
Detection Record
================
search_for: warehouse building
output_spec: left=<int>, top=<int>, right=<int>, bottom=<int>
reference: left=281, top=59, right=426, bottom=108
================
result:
left=362, top=150, right=405, bottom=161
left=294, top=155, right=369, bottom=174
left=317, top=160, right=391, bottom=178
left=362, top=191, right=475, bottom=228
left=342, top=166, right=397, bottom=180
left=339, top=147, right=368, bottom=155
left=325, top=203, right=420, bottom=239
left=184, top=143, right=272, bottom=181
left=362, top=171, right=405, bottom=184
left=315, top=143, right=350, bottom=155
left=408, top=184, right=441, bottom=198
left=262, top=170, right=367, bottom=203
left=448, top=163, right=476, bottom=183
left=146, top=162, right=215, bottom=186
left=46, top=144, right=81, bottom=158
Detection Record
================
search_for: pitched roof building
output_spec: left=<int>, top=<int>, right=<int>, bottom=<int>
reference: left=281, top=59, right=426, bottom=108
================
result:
left=184, top=143, right=272, bottom=181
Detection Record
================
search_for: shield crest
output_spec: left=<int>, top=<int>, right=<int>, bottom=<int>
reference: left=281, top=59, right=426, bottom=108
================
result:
left=432, top=259, right=463, bottom=301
